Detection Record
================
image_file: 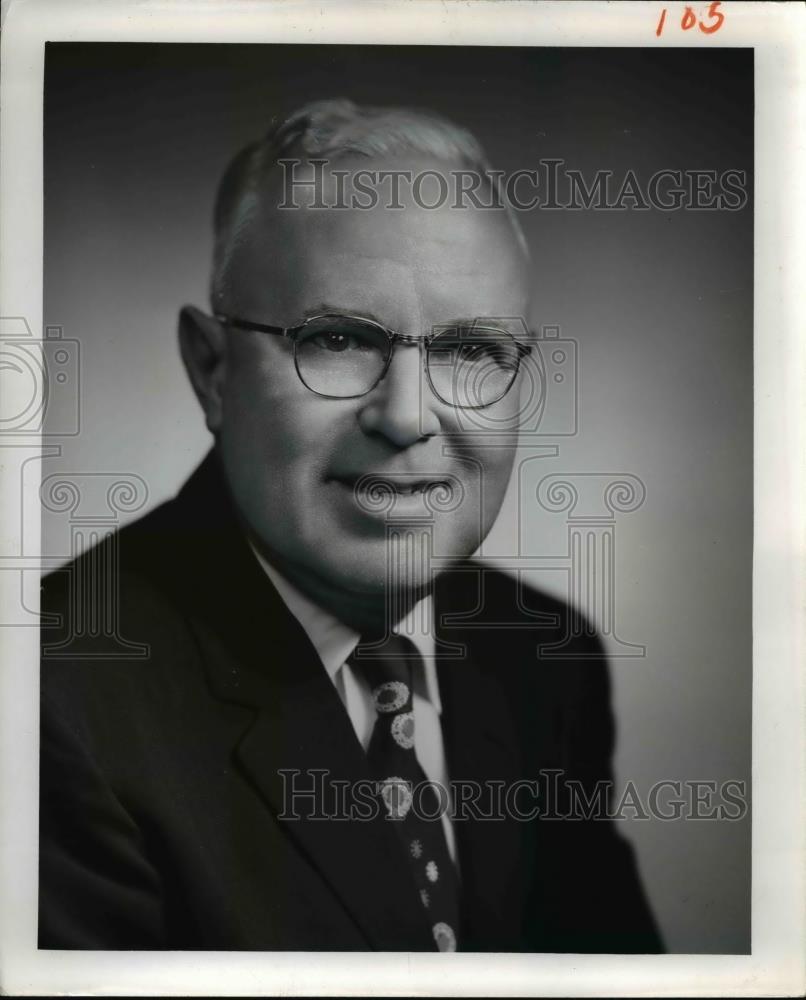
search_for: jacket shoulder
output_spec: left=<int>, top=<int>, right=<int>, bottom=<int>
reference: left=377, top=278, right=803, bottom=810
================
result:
left=437, top=562, right=614, bottom=764
left=438, top=560, right=606, bottom=659
left=40, top=498, right=209, bottom=736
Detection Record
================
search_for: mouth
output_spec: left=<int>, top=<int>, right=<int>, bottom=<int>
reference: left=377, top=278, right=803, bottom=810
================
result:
left=332, top=473, right=459, bottom=511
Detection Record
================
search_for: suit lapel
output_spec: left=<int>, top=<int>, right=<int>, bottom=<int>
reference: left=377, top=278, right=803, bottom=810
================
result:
left=226, top=658, right=435, bottom=951
left=167, top=453, right=434, bottom=951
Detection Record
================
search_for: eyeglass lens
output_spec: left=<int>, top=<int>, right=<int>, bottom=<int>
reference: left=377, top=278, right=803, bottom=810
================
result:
left=294, top=317, right=521, bottom=407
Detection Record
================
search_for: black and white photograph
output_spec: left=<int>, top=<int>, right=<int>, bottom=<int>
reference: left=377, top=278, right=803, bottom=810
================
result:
left=0, top=1, right=803, bottom=996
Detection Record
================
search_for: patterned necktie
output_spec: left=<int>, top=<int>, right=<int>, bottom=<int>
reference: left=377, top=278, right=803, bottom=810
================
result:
left=351, top=633, right=460, bottom=952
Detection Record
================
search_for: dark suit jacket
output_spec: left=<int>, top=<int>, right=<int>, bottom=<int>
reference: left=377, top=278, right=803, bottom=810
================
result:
left=39, top=451, right=663, bottom=952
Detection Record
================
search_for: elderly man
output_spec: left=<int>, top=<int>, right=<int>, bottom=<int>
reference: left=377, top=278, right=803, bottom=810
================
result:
left=39, top=100, right=662, bottom=952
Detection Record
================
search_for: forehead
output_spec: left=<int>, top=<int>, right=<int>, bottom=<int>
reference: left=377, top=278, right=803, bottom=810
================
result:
left=225, top=155, right=530, bottom=329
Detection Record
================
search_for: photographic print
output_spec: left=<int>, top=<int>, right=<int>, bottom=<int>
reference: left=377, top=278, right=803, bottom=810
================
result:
left=36, top=39, right=751, bottom=954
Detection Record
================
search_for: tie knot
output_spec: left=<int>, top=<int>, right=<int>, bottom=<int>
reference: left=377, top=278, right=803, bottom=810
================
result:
left=350, top=633, right=418, bottom=714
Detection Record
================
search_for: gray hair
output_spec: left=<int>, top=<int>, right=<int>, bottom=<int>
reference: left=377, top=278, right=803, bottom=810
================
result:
left=210, top=98, right=528, bottom=307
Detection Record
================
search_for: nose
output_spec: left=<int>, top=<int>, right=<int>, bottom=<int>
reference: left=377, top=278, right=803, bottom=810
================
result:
left=357, top=341, right=441, bottom=447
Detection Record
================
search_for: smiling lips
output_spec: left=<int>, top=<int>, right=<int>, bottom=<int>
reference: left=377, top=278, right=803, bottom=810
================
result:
left=334, top=474, right=453, bottom=498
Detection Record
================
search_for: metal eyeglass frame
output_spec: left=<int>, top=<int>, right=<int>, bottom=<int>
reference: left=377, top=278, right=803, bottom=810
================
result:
left=214, top=312, right=532, bottom=409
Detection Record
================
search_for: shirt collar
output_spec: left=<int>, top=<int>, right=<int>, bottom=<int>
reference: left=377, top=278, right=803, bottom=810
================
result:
left=247, top=540, right=442, bottom=714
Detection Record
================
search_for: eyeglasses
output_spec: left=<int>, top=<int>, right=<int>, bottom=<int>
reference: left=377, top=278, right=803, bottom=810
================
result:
left=215, top=312, right=532, bottom=409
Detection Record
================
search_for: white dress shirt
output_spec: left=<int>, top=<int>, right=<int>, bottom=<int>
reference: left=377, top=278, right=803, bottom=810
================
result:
left=248, top=543, right=457, bottom=863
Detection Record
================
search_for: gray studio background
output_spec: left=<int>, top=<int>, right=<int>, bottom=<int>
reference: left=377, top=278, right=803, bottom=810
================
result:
left=42, top=44, right=753, bottom=953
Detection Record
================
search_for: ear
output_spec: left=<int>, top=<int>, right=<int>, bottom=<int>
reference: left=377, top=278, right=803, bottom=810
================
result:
left=178, top=306, right=228, bottom=434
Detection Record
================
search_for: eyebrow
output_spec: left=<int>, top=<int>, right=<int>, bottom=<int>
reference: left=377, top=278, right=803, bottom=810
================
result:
left=299, top=303, right=513, bottom=332
left=300, top=302, right=388, bottom=325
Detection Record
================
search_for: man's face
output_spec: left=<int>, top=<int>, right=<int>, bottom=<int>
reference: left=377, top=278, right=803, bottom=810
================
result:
left=201, top=155, right=532, bottom=617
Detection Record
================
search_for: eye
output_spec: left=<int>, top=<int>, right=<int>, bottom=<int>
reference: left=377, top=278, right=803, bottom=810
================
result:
left=457, top=341, right=498, bottom=360
left=312, top=331, right=352, bottom=352
left=305, top=327, right=382, bottom=354
left=437, top=338, right=516, bottom=370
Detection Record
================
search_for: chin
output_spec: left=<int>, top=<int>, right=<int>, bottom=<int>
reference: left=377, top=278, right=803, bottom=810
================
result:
left=318, top=541, right=434, bottom=597
left=343, top=525, right=478, bottom=589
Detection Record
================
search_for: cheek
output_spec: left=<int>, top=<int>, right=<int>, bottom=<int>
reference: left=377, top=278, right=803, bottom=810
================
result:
left=221, top=359, right=311, bottom=456
left=474, top=445, right=518, bottom=513
left=218, top=366, right=353, bottom=504
left=451, top=406, right=520, bottom=498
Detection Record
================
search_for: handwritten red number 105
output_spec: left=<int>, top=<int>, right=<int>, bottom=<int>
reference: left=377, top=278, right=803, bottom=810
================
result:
left=656, top=1, right=725, bottom=36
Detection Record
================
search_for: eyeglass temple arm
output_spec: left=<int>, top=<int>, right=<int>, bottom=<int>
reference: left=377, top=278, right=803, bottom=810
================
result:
left=215, top=314, right=291, bottom=337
